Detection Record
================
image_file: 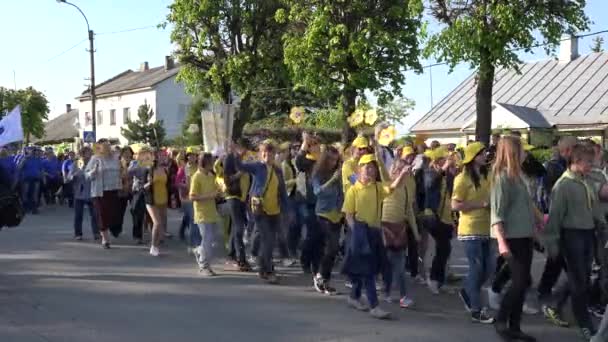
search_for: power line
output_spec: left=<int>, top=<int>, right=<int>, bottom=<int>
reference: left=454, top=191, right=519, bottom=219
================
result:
left=96, top=25, right=158, bottom=36
left=46, top=38, right=87, bottom=62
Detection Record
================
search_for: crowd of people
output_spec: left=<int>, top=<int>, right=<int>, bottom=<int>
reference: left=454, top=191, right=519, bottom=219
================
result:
left=4, top=129, right=608, bottom=342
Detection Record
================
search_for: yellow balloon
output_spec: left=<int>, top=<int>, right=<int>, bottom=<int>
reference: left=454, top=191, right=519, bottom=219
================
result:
left=289, top=106, right=305, bottom=124
left=364, top=109, right=378, bottom=125
left=378, top=126, right=396, bottom=147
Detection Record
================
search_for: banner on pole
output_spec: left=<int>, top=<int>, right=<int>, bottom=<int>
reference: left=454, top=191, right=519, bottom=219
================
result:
left=201, top=103, right=235, bottom=153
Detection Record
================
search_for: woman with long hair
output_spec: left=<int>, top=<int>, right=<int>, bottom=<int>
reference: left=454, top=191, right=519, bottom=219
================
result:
left=452, top=142, right=494, bottom=324
left=85, top=139, right=122, bottom=249
left=310, top=145, right=343, bottom=295
left=110, top=146, right=134, bottom=238
left=491, top=135, right=541, bottom=341
left=144, top=150, right=171, bottom=256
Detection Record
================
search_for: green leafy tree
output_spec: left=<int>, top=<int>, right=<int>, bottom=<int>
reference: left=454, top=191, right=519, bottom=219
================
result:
left=181, top=98, right=206, bottom=146
left=0, top=86, right=49, bottom=144
left=426, top=0, right=589, bottom=144
left=591, top=36, right=604, bottom=53
left=378, top=97, right=414, bottom=125
left=276, top=0, right=424, bottom=143
left=165, top=0, right=288, bottom=138
left=121, top=103, right=166, bottom=147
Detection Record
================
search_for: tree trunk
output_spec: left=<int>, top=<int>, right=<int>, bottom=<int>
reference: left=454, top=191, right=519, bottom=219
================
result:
left=233, top=92, right=251, bottom=140
left=341, top=88, right=357, bottom=145
left=475, top=51, right=495, bottom=146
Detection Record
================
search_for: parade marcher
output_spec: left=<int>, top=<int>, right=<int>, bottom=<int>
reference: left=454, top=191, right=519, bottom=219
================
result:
left=543, top=143, right=603, bottom=340
left=226, top=141, right=289, bottom=285
left=62, top=150, right=76, bottom=208
left=176, top=150, right=202, bottom=255
left=223, top=145, right=253, bottom=272
left=452, top=142, right=494, bottom=324
left=190, top=153, right=221, bottom=276
left=342, top=153, right=408, bottom=319
left=68, top=146, right=99, bottom=240
left=42, top=148, right=62, bottom=205
left=401, top=146, right=424, bottom=282
left=129, top=147, right=151, bottom=245
left=491, top=135, right=541, bottom=342
left=381, top=158, right=419, bottom=309
left=86, top=139, right=123, bottom=249
left=279, top=142, right=298, bottom=266
left=311, top=145, right=343, bottom=295
left=341, top=135, right=369, bottom=194
left=419, top=147, right=455, bottom=295
left=18, top=147, right=43, bottom=214
left=111, top=146, right=134, bottom=238
left=144, top=150, right=171, bottom=256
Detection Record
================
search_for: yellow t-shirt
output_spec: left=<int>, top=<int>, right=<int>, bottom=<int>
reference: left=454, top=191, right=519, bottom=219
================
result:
left=263, top=166, right=280, bottom=216
left=382, top=183, right=407, bottom=223
left=452, top=172, right=491, bottom=237
left=190, top=170, right=220, bottom=224
left=341, top=158, right=359, bottom=194
left=342, top=181, right=390, bottom=228
left=153, top=172, right=168, bottom=206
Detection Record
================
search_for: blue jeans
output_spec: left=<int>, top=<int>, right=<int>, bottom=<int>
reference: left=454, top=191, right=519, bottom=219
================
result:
left=182, top=202, right=201, bottom=247
left=286, top=197, right=302, bottom=258
left=298, top=203, right=318, bottom=270
left=255, top=214, right=280, bottom=274
left=462, top=239, right=494, bottom=312
left=384, top=249, right=408, bottom=298
left=562, top=228, right=595, bottom=330
left=350, top=274, right=379, bottom=308
left=197, top=223, right=218, bottom=268
left=227, top=199, right=247, bottom=262
left=21, top=179, right=40, bottom=212
left=73, top=199, right=99, bottom=237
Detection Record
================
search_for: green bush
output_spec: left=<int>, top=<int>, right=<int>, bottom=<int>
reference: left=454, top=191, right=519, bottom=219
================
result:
left=530, top=148, right=553, bottom=164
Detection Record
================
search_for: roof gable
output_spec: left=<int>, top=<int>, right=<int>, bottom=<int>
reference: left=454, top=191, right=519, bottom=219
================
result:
left=78, top=65, right=180, bottom=99
left=411, top=51, right=608, bottom=132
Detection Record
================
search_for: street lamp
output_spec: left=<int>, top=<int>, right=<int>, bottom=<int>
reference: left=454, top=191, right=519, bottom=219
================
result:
left=56, top=0, right=96, bottom=138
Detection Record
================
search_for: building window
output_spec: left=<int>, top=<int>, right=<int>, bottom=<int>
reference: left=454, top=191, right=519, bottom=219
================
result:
left=123, top=107, right=130, bottom=124
left=85, top=112, right=91, bottom=126
left=96, top=110, right=103, bottom=125
left=110, top=109, right=116, bottom=126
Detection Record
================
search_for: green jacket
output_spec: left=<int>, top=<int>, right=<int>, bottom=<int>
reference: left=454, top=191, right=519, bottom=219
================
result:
left=490, top=172, right=536, bottom=239
left=542, top=170, right=606, bottom=256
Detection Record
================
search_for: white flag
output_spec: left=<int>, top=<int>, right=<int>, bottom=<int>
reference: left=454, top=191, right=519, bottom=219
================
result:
left=0, top=105, right=24, bottom=146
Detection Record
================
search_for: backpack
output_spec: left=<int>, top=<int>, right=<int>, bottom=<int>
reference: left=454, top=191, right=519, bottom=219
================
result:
left=0, top=187, right=24, bottom=228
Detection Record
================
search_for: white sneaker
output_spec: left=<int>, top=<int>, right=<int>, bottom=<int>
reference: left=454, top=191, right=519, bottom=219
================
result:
left=149, top=246, right=160, bottom=257
left=523, top=302, right=539, bottom=315
left=282, top=258, right=296, bottom=267
left=414, top=275, right=426, bottom=285
left=400, top=296, right=415, bottom=308
left=427, top=279, right=440, bottom=295
left=369, top=306, right=391, bottom=319
left=347, top=297, right=369, bottom=311
left=487, top=288, right=502, bottom=311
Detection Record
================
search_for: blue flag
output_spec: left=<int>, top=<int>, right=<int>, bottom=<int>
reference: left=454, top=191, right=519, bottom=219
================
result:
left=0, top=106, right=24, bottom=146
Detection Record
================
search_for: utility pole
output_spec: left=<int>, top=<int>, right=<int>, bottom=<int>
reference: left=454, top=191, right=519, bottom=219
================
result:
left=88, top=29, right=96, bottom=136
left=57, top=0, right=96, bottom=138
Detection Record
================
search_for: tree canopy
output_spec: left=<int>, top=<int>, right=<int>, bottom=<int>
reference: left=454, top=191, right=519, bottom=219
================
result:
left=0, top=86, right=49, bottom=143
left=121, top=103, right=166, bottom=147
left=165, top=0, right=289, bottom=137
left=276, top=0, right=424, bottom=143
left=425, top=0, right=589, bottom=144
left=591, top=36, right=605, bottom=53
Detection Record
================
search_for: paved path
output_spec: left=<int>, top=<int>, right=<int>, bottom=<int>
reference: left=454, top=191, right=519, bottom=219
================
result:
left=0, top=206, right=581, bottom=342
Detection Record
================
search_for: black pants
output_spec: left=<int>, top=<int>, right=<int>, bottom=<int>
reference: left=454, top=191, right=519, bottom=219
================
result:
left=425, top=217, right=453, bottom=284
left=227, top=199, right=248, bottom=263
left=110, top=196, right=129, bottom=238
left=562, top=229, right=595, bottom=330
left=130, top=193, right=146, bottom=240
left=538, top=253, right=566, bottom=302
left=317, top=217, right=341, bottom=280
left=496, top=238, right=533, bottom=330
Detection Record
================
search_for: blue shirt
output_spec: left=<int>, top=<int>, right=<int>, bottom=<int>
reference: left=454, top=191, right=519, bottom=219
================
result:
left=43, top=157, right=62, bottom=180
left=20, top=156, right=43, bottom=181
left=62, top=159, right=74, bottom=177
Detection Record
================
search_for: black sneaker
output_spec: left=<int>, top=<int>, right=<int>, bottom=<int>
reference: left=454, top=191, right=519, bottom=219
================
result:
left=589, top=305, right=605, bottom=319
left=508, top=329, right=536, bottom=342
left=471, top=310, right=495, bottom=324
left=323, top=283, right=338, bottom=296
left=580, top=327, right=595, bottom=341
left=459, top=288, right=472, bottom=313
left=313, top=275, right=325, bottom=294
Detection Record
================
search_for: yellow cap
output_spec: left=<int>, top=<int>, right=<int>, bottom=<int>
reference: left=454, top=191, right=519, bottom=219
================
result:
left=462, top=142, right=486, bottom=164
left=358, top=154, right=377, bottom=165
left=424, top=147, right=448, bottom=162
left=401, top=146, right=415, bottom=158
left=522, top=140, right=535, bottom=151
left=352, top=136, right=369, bottom=149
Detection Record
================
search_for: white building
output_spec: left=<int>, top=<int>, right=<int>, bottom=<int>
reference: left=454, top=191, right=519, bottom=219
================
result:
left=76, top=57, right=192, bottom=145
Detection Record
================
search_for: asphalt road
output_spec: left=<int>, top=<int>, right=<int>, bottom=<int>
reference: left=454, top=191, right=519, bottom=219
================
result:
left=0, top=205, right=582, bottom=342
